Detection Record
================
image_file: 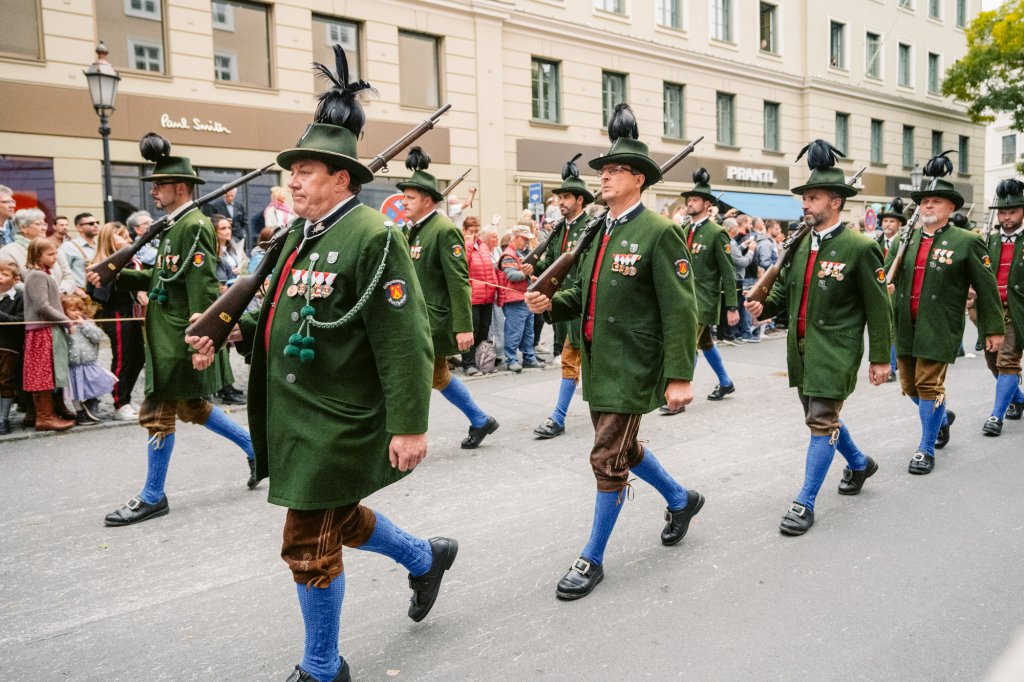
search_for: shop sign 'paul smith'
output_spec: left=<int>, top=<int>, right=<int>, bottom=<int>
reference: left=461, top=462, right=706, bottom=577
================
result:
left=160, top=113, right=232, bottom=134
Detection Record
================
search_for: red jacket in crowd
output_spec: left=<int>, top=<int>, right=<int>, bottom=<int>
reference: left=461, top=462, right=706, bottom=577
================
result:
left=496, top=245, right=529, bottom=307
left=465, top=237, right=497, bottom=305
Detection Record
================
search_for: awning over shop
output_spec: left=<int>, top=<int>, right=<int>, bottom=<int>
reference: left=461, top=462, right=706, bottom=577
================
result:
left=717, top=191, right=802, bottom=221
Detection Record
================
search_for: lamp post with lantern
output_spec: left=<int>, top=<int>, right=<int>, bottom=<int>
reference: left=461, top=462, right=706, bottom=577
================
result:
left=83, top=42, right=121, bottom=222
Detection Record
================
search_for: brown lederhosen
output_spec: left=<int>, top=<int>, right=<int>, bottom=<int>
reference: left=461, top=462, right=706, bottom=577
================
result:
left=432, top=354, right=452, bottom=390
left=281, top=503, right=378, bottom=587
left=138, top=397, right=214, bottom=437
left=696, top=324, right=715, bottom=352
left=897, top=356, right=948, bottom=402
left=561, top=337, right=581, bottom=380
left=985, top=313, right=1023, bottom=376
left=589, top=410, right=645, bottom=492
left=795, top=340, right=843, bottom=437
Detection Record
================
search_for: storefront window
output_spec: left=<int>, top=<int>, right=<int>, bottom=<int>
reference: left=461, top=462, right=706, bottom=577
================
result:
left=0, top=155, right=55, bottom=221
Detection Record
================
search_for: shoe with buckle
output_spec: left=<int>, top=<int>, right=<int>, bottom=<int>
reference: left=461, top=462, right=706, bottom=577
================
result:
left=661, top=490, right=705, bottom=546
left=838, top=456, right=878, bottom=495
left=707, top=383, right=736, bottom=401
left=1006, top=401, right=1024, bottom=421
left=982, top=416, right=1003, bottom=437
left=284, top=659, right=351, bottom=682
left=658, top=403, right=685, bottom=416
left=934, top=409, right=955, bottom=449
left=908, top=451, right=934, bottom=475
left=533, top=418, right=565, bottom=439
left=104, top=495, right=169, bottom=527
left=246, top=458, right=261, bottom=489
left=407, top=537, right=458, bottom=622
left=461, top=416, right=498, bottom=449
left=555, top=557, right=604, bottom=600
left=779, top=502, right=814, bottom=536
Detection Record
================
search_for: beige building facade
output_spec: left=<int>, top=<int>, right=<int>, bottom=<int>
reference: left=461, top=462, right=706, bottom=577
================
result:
left=0, top=0, right=985, bottom=232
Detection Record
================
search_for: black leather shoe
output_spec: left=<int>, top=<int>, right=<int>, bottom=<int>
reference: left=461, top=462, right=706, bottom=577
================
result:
left=838, top=456, right=878, bottom=495
left=982, top=416, right=1003, bottom=436
left=533, top=418, right=565, bottom=439
left=555, top=557, right=604, bottom=600
left=461, top=416, right=498, bottom=449
left=408, top=537, right=458, bottom=622
left=707, top=383, right=735, bottom=401
left=284, top=659, right=351, bottom=682
left=934, top=409, right=955, bottom=449
left=246, top=458, right=261, bottom=489
left=658, top=403, right=685, bottom=415
left=1006, top=401, right=1024, bottom=421
left=908, top=451, right=934, bottom=475
left=661, top=490, right=705, bottom=546
left=779, top=502, right=814, bottom=536
left=104, top=496, right=169, bottom=527
left=219, top=389, right=246, bottom=405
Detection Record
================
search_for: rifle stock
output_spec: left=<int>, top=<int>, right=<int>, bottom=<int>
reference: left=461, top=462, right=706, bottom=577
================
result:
left=186, top=104, right=453, bottom=349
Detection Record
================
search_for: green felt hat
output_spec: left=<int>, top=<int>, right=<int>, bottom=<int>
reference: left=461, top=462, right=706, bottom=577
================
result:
left=791, top=167, right=858, bottom=198
left=878, top=197, right=907, bottom=224
left=991, top=179, right=1024, bottom=209
left=553, top=153, right=594, bottom=204
left=681, top=167, right=715, bottom=201
left=911, top=178, right=964, bottom=211
left=396, top=169, right=444, bottom=203
left=277, top=123, right=373, bottom=184
left=141, top=156, right=206, bottom=185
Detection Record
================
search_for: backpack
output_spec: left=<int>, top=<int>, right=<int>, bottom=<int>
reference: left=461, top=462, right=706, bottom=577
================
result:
left=475, top=339, right=497, bottom=374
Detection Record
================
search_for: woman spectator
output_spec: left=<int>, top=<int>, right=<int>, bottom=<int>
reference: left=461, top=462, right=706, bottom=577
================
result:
left=213, top=215, right=245, bottom=405
left=0, top=208, right=78, bottom=295
left=263, top=186, right=296, bottom=229
left=89, top=222, right=146, bottom=420
left=461, top=216, right=497, bottom=375
left=482, top=226, right=504, bottom=354
left=22, top=237, right=74, bottom=431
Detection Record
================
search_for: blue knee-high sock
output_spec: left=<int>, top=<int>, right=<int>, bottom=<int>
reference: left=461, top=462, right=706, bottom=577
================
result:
left=795, top=435, right=837, bottom=510
left=551, top=378, right=577, bottom=427
left=357, top=511, right=433, bottom=577
left=140, top=433, right=175, bottom=504
left=701, top=346, right=733, bottom=387
left=204, top=406, right=255, bottom=460
left=631, top=448, right=688, bottom=510
left=889, top=345, right=897, bottom=373
left=992, top=374, right=1019, bottom=419
left=295, top=575, right=344, bottom=682
left=917, top=399, right=945, bottom=456
left=580, top=490, right=625, bottom=565
left=835, top=421, right=868, bottom=470
left=440, top=377, right=488, bottom=428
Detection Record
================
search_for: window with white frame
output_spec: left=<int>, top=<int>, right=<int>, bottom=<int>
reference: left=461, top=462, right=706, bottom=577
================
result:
left=759, top=3, right=778, bottom=53
left=712, top=0, right=732, bottom=41
left=956, top=0, right=967, bottom=27
left=928, top=0, right=941, bottom=19
left=128, top=39, right=163, bottom=72
left=664, top=82, right=685, bottom=138
left=902, top=125, right=915, bottom=168
left=313, top=16, right=361, bottom=81
left=716, top=92, right=735, bottom=145
left=898, top=43, right=912, bottom=87
left=871, top=119, right=884, bottom=164
left=602, top=71, right=627, bottom=126
left=932, top=130, right=943, bottom=156
left=212, top=1, right=234, bottom=30
left=835, top=113, right=850, bottom=155
left=865, top=32, right=881, bottom=79
left=125, top=0, right=160, bottom=20
left=763, top=102, right=780, bottom=151
left=830, top=21, right=846, bottom=69
left=657, top=0, right=682, bottom=29
left=958, top=135, right=969, bottom=173
left=927, top=52, right=941, bottom=94
left=1002, top=135, right=1018, bottom=165
left=214, top=51, right=238, bottom=82
left=532, top=58, right=560, bottom=123
left=595, top=0, right=625, bottom=14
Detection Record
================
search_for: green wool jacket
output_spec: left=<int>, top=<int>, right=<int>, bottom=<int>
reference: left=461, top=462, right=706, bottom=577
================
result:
left=406, top=211, right=473, bottom=357
left=885, top=222, right=1003, bottom=363
left=536, top=211, right=591, bottom=349
left=239, top=202, right=434, bottom=510
left=548, top=206, right=698, bottom=413
left=682, top=217, right=738, bottom=325
left=117, top=207, right=223, bottom=400
left=761, top=225, right=892, bottom=400
left=985, top=230, right=1024, bottom=345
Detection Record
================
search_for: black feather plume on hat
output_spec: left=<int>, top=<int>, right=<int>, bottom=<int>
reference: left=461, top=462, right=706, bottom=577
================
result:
left=889, top=197, right=905, bottom=214
left=405, top=146, right=431, bottom=172
left=693, top=167, right=710, bottom=185
left=561, top=153, right=583, bottom=181
left=951, top=212, right=969, bottom=228
left=996, top=178, right=1023, bottom=198
left=795, top=139, right=844, bottom=169
left=607, top=103, right=639, bottom=143
left=312, top=44, right=377, bottom=138
left=923, top=151, right=955, bottom=178
left=140, top=132, right=171, bottom=162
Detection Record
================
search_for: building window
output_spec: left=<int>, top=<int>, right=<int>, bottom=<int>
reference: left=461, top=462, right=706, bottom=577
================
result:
left=763, top=102, right=780, bottom=152
left=871, top=119, right=884, bottom=164
left=712, top=0, right=732, bottom=41
left=399, top=31, right=441, bottom=109
left=0, top=156, right=56, bottom=222
left=602, top=71, right=628, bottom=126
left=657, top=0, right=681, bottom=28
left=128, top=39, right=163, bottom=72
left=928, top=0, right=940, bottom=19
left=898, top=43, right=912, bottom=87
left=759, top=3, right=777, bottom=53
left=958, top=135, right=969, bottom=173
left=211, top=1, right=271, bottom=88
left=829, top=21, right=846, bottom=69
left=927, top=53, right=941, bottom=94
left=98, top=0, right=166, bottom=73
left=898, top=0, right=913, bottom=8
left=213, top=51, right=238, bottom=81
left=1002, top=134, right=1018, bottom=165
left=312, top=17, right=361, bottom=81
left=716, top=92, right=735, bottom=146
left=212, top=1, right=234, bottom=30
left=663, top=82, right=685, bottom=139
left=902, top=125, right=915, bottom=168
left=531, top=58, right=560, bottom=123
left=595, top=0, right=625, bottom=14
left=4, top=0, right=42, bottom=59
left=932, top=130, right=943, bottom=156
left=865, top=32, right=881, bottom=79
left=835, top=113, right=850, bottom=155
left=125, top=0, right=160, bottom=20
left=956, top=0, right=967, bottom=27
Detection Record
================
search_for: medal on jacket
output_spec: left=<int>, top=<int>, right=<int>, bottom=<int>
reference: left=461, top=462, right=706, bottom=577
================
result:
left=410, top=244, right=422, bottom=259
left=612, top=253, right=641, bottom=276
left=288, top=268, right=307, bottom=297
left=932, top=248, right=953, bottom=264
left=691, top=243, right=704, bottom=254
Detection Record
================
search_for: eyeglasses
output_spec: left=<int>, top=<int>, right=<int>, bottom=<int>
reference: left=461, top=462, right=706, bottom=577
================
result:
left=152, top=181, right=179, bottom=188
left=599, top=165, right=640, bottom=178
left=78, top=220, right=99, bottom=226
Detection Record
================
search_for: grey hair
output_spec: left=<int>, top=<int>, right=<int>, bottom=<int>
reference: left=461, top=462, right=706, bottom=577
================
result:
left=722, top=217, right=739, bottom=230
left=13, top=208, right=44, bottom=229
left=127, top=210, right=153, bottom=231
left=0, top=185, right=11, bottom=197
left=479, top=226, right=498, bottom=239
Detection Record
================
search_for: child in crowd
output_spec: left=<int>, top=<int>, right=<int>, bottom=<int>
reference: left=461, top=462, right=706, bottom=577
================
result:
left=0, top=260, right=24, bottom=435
left=61, top=294, right=117, bottom=424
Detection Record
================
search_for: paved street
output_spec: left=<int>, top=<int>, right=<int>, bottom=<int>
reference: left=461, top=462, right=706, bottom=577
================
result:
left=2, top=332, right=1023, bottom=681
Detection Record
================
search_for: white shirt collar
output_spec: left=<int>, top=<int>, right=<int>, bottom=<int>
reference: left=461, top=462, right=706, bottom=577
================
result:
left=810, top=220, right=842, bottom=250
left=1001, top=225, right=1024, bottom=242
left=0, top=288, right=15, bottom=301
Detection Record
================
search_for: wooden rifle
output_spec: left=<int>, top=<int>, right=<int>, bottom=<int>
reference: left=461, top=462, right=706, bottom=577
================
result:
left=746, top=165, right=866, bottom=304
left=528, top=135, right=704, bottom=298
left=885, top=175, right=940, bottom=286
left=443, top=168, right=471, bottom=199
left=523, top=217, right=562, bottom=269
left=185, top=104, right=453, bottom=350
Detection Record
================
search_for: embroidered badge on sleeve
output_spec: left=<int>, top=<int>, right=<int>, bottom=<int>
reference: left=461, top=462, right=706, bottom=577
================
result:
left=383, top=278, right=408, bottom=307
left=674, top=258, right=690, bottom=279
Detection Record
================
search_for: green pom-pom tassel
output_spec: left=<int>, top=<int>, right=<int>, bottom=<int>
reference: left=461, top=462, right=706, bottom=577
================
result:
left=299, top=348, right=315, bottom=363
left=301, top=336, right=315, bottom=349
left=300, top=305, right=315, bottom=318
left=283, top=344, right=300, bottom=358
left=288, top=333, right=303, bottom=346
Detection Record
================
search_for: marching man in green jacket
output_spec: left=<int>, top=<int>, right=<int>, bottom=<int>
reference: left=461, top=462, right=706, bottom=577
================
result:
left=398, top=148, right=499, bottom=450
left=979, top=179, right=1024, bottom=436
left=527, top=104, right=704, bottom=600
left=188, top=48, right=457, bottom=682
left=885, top=152, right=1003, bottom=474
left=660, top=168, right=739, bottom=415
left=746, top=140, right=892, bottom=536
left=93, top=134, right=256, bottom=527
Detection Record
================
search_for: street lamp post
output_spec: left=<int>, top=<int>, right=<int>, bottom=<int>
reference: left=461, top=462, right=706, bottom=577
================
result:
left=910, top=163, right=924, bottom=192
left=84, top=42, right=121, bottom=222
